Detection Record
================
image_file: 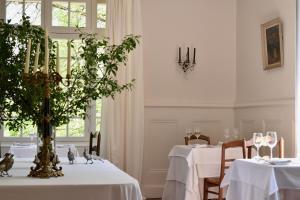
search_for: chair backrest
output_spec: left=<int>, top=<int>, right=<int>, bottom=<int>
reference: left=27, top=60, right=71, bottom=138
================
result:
left=184, top=134, right=211, bottom=145
left=220, top=139, right=246, bottom=180
left=247, top=137, right=284, bottom=158
left=246, top=138, right=254, bottom=159
left=89, top=131, right=101, bottom=156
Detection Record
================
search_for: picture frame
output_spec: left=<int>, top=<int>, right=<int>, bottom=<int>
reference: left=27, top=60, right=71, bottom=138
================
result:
left=261, top=18, right=283, bottom=70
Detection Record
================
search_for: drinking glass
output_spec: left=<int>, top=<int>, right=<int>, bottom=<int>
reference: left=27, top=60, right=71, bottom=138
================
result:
left=186, top=129, right=193, bottom=139
left=194, top=128, right=201, bottom=138
left=233, top=128, right=239, bottom=139
left=224, top=128, right=230, bottom=142
left=253, top=132, right=263, bottom=159
left=266, top=131, right=277, bottom=159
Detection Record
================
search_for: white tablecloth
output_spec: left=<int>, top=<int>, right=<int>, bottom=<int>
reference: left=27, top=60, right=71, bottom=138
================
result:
left=221, top=159, right=300, bottom=200
left=0, top=158, right=143, bottom=200
left=162, top=145, right=243, bottom=200
left=9, top=144, right=79, bottom=158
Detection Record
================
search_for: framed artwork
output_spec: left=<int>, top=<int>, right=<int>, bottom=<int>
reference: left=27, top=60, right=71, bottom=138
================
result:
left=261, top=18, right=283, bottom=70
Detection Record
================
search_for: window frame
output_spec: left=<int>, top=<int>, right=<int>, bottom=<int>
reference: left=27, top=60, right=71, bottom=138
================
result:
left=1, top=0, right=105, bottom=142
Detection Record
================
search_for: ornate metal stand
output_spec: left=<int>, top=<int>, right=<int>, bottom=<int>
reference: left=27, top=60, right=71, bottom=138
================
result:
left=24, top=71, right=66, bottom=178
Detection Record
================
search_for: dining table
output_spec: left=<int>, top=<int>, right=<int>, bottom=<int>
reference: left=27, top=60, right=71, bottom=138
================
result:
left=221, top=159, right=300, bottom=200
left=162, top=144, right=244, bottom=200
left=9, top=143, right=79, bottom=158
left=0, top=157, right=143, bottom=200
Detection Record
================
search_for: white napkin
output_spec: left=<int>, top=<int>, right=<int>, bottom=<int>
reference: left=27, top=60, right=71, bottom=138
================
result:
left=266, top=159, right=291, bottom=165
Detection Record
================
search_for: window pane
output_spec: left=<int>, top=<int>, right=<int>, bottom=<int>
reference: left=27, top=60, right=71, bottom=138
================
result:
left=24, top=0, right=41, bottom=25
left=6, top=0, right=41, bottom=25
left=56, top=124, right=67, bottom=137
left=6, top=0, right=23, bottom=24
left=53, top=39, right=68, bottom=77
left=68, top=118, right=84, bottom=137
left=4, top=122, right=21, bottom=137
left=96, top=100, right=102, bottom=130
left=70, top=2, right=86, bottom=27
left=97, top=3, right=106, bottom=29
left=52, top=1, right=68, bottom=26
left=22, top=123, right=36, bottom=137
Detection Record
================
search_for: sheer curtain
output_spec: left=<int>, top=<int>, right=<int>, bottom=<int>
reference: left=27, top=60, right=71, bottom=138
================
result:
left=101, top=0, right=144, bottom=181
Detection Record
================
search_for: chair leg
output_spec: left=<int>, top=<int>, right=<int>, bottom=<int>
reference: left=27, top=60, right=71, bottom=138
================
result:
left=218, top=187, right=223, bottom=200
left=203, top=180, right=208, bottom=200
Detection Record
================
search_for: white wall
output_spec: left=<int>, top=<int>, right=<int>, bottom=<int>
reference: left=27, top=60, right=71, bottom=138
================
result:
left=235, top=0, right=296, bottom=156
left=141, top=0, right=237, bottom=197
left=141, top=0, right=296, bottom=198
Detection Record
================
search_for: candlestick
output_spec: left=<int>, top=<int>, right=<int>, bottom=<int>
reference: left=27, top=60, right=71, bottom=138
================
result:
left=187, top=47, right=190, bottom=62
left=24, top=38, right=31, bottom=74
left=33, top=43, right=40, bottom=74
left=67, top=41, right=71, bottom=77
left=193, top=48, right=196, bottom=64
left=179, top=47, right=181, bottom=63
left=56, top=44, right=60, bottom=73
left=44, top=30, right=49, bottom=75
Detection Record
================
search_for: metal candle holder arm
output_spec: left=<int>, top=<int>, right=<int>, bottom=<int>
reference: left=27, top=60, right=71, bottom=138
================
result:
left=178, top=47, right=196, bottom=73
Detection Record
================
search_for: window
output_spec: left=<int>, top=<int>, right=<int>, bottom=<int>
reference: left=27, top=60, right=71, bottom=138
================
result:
left=97, top=0, right=106, bottom=29
left=4, top=122, right=36, bottom=137
left=6, top=0, right=41, bottom=25
left=1, top=0, right=106, bottom=139
left=52, top=1, right=86, bottom=27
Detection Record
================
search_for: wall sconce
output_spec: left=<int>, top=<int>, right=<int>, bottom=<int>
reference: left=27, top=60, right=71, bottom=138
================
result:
left=178, top=47, right=196, bottom=72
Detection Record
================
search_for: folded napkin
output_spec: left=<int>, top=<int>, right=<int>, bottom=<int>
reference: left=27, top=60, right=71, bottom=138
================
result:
left=266, top=159, right=291, bottom=165
left=190, top=144, right=207, bottom=148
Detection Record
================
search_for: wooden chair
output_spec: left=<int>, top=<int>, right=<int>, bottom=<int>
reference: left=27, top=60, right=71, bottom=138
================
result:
left=247, top=137, right=284, bottom=159
left=203, top=139, right=246, bottom=200
left=184, top=134, right=211, bottom=145
left=89, top=131, right=101, bottom=156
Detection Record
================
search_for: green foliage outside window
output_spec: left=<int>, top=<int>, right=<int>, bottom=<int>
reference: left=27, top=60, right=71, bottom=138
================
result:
left=0, top=16, right=139, bottom=137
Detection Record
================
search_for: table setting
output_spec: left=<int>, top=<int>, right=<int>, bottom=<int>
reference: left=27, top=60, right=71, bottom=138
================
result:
left=162, top=142, right=244, bottom=200
left=220, top=131, right=300, bottom=200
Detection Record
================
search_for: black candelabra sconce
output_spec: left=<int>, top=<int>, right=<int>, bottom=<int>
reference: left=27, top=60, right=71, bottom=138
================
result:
left=178, top=47, right=196, bottom=72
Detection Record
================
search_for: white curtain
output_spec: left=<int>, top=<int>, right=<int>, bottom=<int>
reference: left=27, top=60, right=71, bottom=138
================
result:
left=100, top=0, right=144, bottom=182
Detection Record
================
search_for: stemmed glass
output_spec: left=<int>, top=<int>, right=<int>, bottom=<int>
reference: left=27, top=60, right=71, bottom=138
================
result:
left=224, top=128, right=230, bottom=142
left=233, top=128, right=239, bottom=139
left=253, top=132, right=263, bottom=159
left=194, top=128, right=201, bottom=138
left=186, top=129, right=193, bottom=139
left=266, top=131, right=277, bottom=159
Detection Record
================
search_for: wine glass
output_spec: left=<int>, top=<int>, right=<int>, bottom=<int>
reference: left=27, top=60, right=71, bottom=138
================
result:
left=186, top=129, right=193, bottom=139
left=224, top=128, right=230, bottom=142
left=253, top=132, right=263, bottom=159
left=266, top=131, right=277, bottom=159
left=194, top=128, right=201, bottom=138
left=233, top=128, right=239, bottom=139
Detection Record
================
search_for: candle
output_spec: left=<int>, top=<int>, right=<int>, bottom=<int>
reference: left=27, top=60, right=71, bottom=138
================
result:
left=193, top=48, right=196, bottom=64
left=67, top=41, right=71, bottom=77
left=186, top=47, right=190, bottom=62
left=56, top=44, right=60, bottom=74
left=44, top=30, right=49, bottom=75
left=179, top=47, right=181, bottom=63
left=33, top=43, right=40, bottom=74
left=24, top=38, right=31, bottom=74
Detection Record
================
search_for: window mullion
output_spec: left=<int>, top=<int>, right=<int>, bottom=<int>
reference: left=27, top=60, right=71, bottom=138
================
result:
left=66, top=123, right=69, bottom=137
left=68, top=1, right=70, bottom=28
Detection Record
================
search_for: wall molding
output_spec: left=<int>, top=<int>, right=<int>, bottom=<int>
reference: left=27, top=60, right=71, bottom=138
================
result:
left=145, top=97, right=294, bottom=109
left=145, top=99, right=234, bottom=108
left=235, top=97, right=294, bottom=109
